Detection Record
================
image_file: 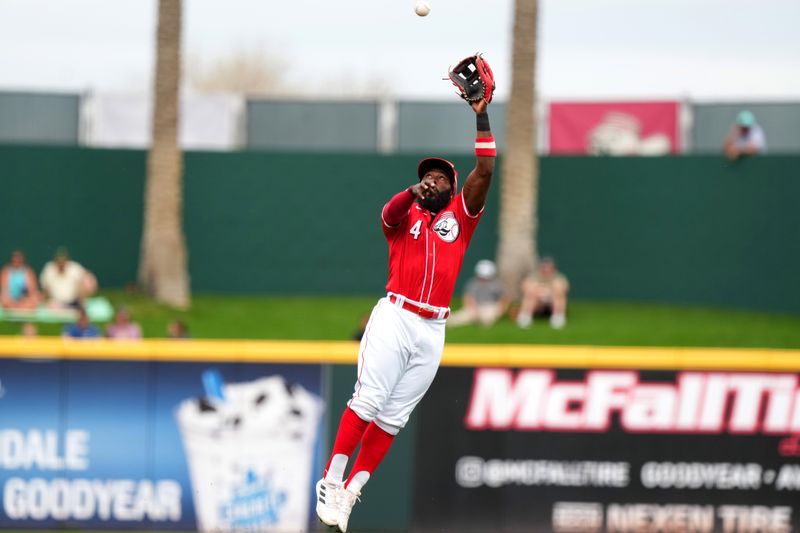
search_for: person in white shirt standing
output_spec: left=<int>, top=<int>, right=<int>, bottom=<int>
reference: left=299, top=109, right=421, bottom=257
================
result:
left=40, top=247, right=97, bottom=309
left=724, top=110, right=767, bottom=161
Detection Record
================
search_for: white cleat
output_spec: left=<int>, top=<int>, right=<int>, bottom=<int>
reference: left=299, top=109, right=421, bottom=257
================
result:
left=516, top=313, right=532, bottom=329
left=336, top=487, right=361, bottom=533
left=315, top=478, right=342, bottom=527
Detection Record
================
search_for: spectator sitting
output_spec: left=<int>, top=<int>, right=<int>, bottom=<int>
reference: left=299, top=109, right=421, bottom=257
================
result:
left=167, top=320, right=190, bottom=339
left=20, top=322, right=38, bottom=338
left=724, top=110, right=767, bottom=161
left=40, top=247, right=97, bottom=309
left=448, top=259, right=508, bottom=328
left=1, top=250, right=41, bottom=310
left=516, top=257, right=570, bottom=329
left=106, top=308, right=142, bottom=340
left=62, top=308, right=101, bottom=339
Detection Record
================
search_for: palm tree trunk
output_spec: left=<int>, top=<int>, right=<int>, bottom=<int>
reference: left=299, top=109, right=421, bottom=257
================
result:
left=138, top=0, right=190, bottom=308
left=497, top=0, right=539, bottom=298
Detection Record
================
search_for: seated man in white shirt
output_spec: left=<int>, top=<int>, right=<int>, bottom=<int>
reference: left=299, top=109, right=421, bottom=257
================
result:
left=724, top=110, right=767, bottom=161
left=40, top=247, right=98, bottom=309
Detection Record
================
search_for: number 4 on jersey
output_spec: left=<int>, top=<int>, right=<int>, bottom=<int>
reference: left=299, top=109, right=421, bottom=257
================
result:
left=409, top=220, right=423, bottom=240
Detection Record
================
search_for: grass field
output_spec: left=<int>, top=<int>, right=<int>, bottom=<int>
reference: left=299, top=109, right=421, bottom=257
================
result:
left=1, top=290, right=799, bottom=349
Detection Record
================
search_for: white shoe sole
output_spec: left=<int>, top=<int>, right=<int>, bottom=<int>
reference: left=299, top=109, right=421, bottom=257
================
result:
left=317, top=514, right=338, bottom=528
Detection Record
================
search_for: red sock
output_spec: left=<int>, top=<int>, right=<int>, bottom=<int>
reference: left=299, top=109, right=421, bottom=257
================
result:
left=345, top=422, right=395, bottom=490
left=324, top=407, right=370, bottom=475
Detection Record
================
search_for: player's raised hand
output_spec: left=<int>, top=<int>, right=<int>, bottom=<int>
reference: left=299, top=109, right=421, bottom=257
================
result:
left=448, top=53, right=495, bottom=107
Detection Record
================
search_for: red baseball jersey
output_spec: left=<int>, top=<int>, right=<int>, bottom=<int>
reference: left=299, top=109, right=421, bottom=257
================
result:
left=382, top=191, right=483, bottom=308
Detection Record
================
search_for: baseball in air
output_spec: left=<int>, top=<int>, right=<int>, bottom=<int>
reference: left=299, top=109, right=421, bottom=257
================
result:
left=414, top=0, right=431, bottom=16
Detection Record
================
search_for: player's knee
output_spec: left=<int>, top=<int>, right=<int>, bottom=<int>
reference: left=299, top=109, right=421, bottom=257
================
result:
left=347, top=398, right=380, bottom=422
left=552, top=280, right=569, bottom=295
left=374, top=417, right=402, bottom=436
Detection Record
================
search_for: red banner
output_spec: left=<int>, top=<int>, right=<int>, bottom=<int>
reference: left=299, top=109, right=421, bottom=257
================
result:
left=548, top=101, right=681, bottom=155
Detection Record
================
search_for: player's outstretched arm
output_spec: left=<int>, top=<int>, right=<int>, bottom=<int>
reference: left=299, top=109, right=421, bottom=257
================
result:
left=462, top=99, right=496, bottom=216
left=382, top=180, right=439, bottom=227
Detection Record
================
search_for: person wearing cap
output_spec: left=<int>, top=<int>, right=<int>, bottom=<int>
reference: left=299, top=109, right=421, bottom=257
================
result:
left=516, top=257, right=570, bottom=329
left=724, top=110, right=767, bottom=161
left=39, top=247, right=98, bottom=309
left=448, top=259, right=508, bottom=327
left=316, top=96, right=496, bottom=531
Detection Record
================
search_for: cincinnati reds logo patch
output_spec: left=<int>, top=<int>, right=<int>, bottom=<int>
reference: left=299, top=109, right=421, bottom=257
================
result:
left=433, top=211, right=460, bottom=243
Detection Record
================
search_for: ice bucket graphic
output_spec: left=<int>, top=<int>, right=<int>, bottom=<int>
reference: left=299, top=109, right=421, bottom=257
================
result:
left=176, top=371, right=323, bottom=532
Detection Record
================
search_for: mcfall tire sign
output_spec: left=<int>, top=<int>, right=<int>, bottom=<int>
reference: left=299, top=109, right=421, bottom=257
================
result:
left=413, top=367, right=800, bottom=533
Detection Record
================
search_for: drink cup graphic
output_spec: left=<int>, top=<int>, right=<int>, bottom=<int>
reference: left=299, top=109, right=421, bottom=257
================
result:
left=176, top=370, right=323, bottom=532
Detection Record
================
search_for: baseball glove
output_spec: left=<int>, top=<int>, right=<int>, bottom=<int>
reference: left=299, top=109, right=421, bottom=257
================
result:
left=448, top=53, right=495, bottom=104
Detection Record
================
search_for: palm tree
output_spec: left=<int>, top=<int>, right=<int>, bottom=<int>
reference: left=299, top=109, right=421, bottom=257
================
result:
left=497, top=0, right=539, bottom=298
left=138, top=0, right=191, bottom=308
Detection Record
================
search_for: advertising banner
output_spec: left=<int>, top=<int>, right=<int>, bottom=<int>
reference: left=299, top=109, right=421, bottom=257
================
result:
left=0, top=358, right=325, bottom=532
left=548, top=101, right=681, bottom=155
left=414, top=367, right=800, bottom=533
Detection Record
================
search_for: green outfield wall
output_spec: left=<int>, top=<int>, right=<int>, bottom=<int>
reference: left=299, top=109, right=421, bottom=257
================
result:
left=2, top=145, right=798, bottom=313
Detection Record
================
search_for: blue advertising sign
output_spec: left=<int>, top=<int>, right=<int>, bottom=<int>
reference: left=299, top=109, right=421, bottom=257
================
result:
left=0, top=358, right=325, bottom=531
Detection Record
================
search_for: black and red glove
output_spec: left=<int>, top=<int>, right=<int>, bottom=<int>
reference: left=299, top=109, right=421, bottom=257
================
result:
left=448, top=53, right=495, bottom=105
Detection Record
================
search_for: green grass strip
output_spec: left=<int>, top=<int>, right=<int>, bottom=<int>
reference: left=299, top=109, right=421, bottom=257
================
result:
left=1, top=290, right=799, bottom=349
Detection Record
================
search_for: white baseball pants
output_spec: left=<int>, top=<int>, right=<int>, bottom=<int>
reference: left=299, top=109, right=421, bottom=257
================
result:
left=348, top=296, right=446, bottom=435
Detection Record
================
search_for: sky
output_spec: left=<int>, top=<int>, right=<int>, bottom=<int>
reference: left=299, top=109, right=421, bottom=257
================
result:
left=0, top=0, right=798, bottom=101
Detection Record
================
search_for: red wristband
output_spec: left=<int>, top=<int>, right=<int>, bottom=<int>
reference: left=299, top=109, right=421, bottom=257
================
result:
left=475, top=136, right=496, bottom=157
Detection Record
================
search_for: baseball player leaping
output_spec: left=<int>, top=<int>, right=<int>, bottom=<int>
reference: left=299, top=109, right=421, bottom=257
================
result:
left=316, top=54, right=497, bottom=532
